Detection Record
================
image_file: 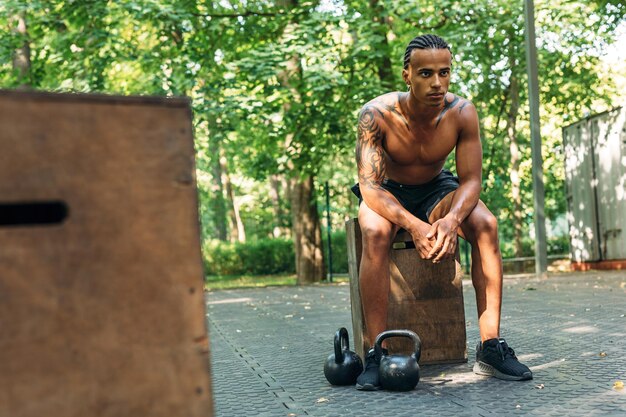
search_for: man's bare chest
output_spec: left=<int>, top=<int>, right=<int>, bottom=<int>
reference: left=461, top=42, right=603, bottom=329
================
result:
left=383, top=127, right=458, bottom=166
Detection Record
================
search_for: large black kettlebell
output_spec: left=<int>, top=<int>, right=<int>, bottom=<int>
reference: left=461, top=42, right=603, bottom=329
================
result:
left=374, top=329, right=422, bottom=391
left=324, top=327, right=363, bottom=385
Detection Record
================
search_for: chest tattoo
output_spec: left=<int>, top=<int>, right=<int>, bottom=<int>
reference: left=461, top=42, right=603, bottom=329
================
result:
left=382, top=95, right=410, bottom=131
left=435, top=95, right=460, bottom=128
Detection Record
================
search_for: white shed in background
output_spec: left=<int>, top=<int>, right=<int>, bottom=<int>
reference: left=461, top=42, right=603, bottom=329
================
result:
left=563, top=106, right=626, bottom=264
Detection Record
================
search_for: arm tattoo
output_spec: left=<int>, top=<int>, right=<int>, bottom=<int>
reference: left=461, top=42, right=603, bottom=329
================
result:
left=435, top=94, right=460, bottom=128
left=356, top=106, right=386, bottom=190
left=458, top=101, right=469, bottom=113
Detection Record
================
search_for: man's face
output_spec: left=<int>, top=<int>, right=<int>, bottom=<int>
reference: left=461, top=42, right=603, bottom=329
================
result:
left=402, top=48, right=452, bottom=106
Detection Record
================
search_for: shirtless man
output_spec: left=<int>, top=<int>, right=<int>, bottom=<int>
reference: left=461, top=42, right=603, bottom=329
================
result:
left=352, top=34, right=532, bottom=390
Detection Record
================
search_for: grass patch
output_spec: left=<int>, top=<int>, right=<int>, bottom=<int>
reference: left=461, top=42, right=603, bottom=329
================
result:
left=205, top=274, right=297, bottom=291
left=205, top=274, right=350, bottom=291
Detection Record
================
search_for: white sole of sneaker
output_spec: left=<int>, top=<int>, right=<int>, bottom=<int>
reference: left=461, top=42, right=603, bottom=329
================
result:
left=473, top=361, right=533, bottom=381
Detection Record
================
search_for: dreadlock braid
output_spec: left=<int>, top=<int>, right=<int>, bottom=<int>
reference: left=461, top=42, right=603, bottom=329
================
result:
left=403, top=34, right=451, bottom=69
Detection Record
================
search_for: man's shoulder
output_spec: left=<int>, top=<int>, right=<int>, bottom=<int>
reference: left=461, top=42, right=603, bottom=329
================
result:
left=364, top=91, right=402, bottom=107
left=443, top=91, right=471, bottom=105
left=446, top=93, right=476, bottom=115
left=358, top=92, right=403, bottom=119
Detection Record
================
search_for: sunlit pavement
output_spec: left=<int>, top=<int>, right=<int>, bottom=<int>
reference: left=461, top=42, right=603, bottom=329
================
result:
left=207, top=270, right=626, bottom=416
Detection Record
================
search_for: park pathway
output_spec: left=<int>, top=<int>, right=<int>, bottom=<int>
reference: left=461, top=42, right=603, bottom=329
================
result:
left=207, top=271, right=626, bottom=416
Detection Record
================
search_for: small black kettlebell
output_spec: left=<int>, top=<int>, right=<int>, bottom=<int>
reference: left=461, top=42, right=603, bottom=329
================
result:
left=324, top=327, right=363, bottom=385
left=375, top=329, right=422, bottom=391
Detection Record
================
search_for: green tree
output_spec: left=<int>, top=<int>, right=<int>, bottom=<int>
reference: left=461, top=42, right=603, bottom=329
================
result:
left=214, top=1, right=367, bottom=283
left=1, top=0, right=624, bottom=277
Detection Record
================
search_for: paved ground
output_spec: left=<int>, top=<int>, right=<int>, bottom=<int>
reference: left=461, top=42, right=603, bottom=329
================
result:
left=206, top=271, right=626, bottom=416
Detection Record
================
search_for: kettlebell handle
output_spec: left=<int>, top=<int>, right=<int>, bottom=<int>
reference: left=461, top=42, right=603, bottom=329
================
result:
left=374, top=330, right=422, bottom=362
left=333, top=327, right=350, bottom=364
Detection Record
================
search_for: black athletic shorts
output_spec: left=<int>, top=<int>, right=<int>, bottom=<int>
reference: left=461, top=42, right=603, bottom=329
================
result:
left=351, top=169, right=460, bottom=223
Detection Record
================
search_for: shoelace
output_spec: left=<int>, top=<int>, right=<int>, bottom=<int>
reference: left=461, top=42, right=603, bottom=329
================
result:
left=496, top=341, right=517, bottom=361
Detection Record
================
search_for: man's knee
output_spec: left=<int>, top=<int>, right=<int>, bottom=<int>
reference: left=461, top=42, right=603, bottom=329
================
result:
left=361, top=222, right=394, bottom=255
left=465, top=206, right=499, bottom=241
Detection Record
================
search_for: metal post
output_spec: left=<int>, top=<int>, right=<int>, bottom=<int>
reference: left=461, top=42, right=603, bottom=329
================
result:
left=524, top=0, right=548, bottom=278
left=325, top=181, right=333, bottom=282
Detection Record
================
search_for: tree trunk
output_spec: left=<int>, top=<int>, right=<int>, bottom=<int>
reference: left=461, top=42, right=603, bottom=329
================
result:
left=12, top=13, right=31, bottom=86
left=275, top=0, right=324, bottom=283
left=290, top=176, right=324, bottom=284
left=269, top=174, right=288, bottom=238
left=506, top=74, right=524, bottom=257
left=208, top=135, right=228, bottom=241
left=220, top=150, right=245, bottom=242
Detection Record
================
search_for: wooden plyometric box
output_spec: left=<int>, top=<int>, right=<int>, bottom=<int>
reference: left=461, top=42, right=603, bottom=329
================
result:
left=0, top=90, right=213, bottom=417
left=346, top=218, right=467, bottom=364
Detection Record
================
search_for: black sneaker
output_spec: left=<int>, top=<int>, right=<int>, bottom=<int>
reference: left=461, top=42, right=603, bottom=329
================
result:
left=473, top=338, right=533, bottom=381
left=356, top=348, right=383, bottom=390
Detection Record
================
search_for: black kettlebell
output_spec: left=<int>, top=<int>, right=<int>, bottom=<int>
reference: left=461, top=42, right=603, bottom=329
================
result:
left=375, top=329, right=422, bottom=391
left=324, top=327, right=363, bottom=385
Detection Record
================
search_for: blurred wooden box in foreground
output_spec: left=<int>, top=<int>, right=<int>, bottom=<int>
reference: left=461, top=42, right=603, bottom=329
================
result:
left=0, top=90, right=213, bottom=417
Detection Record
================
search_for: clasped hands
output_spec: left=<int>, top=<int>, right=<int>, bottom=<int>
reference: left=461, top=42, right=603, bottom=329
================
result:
left=409, top=216, right=460, bottom=263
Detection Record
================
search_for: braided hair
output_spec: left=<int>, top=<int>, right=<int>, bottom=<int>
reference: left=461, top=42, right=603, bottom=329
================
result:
left=403, top=34, right=451, bottom=69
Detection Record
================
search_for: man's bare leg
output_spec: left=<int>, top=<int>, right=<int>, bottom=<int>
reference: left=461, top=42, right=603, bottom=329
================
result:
left=429, top=193, right=502, bottom=341
left=460, top=203, right=502, bottom=342
left=430, top=193, right=532, bottom=380
left=357, top=202, right=398, bottom=347
left=355, top=202, right=398, bottom=390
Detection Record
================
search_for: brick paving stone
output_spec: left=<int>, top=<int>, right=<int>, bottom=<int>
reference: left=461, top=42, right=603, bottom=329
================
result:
left=207, top=271, right=626, bottom=416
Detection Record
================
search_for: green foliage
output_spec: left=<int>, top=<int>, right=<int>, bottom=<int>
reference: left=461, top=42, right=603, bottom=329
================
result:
left=546, top=234, right=570, bottom=256
left=220, top=2, right=366, bottom=181
left=203, top=238, right=295, bottom=276
left=1, top=0, right=624, bottom=259
left=205, top=274, right=297, bottom=291
left=321, top=230, right=349, bottom=274
left=202, top=240, right=240, bottom=276
left=500, top=234, right=571, bottom=258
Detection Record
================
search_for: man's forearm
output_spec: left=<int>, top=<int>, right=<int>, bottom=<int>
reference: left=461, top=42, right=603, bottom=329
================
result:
left=360, top=184, right=426, bottom=233
left=444, top=181, right=481, bottom=227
